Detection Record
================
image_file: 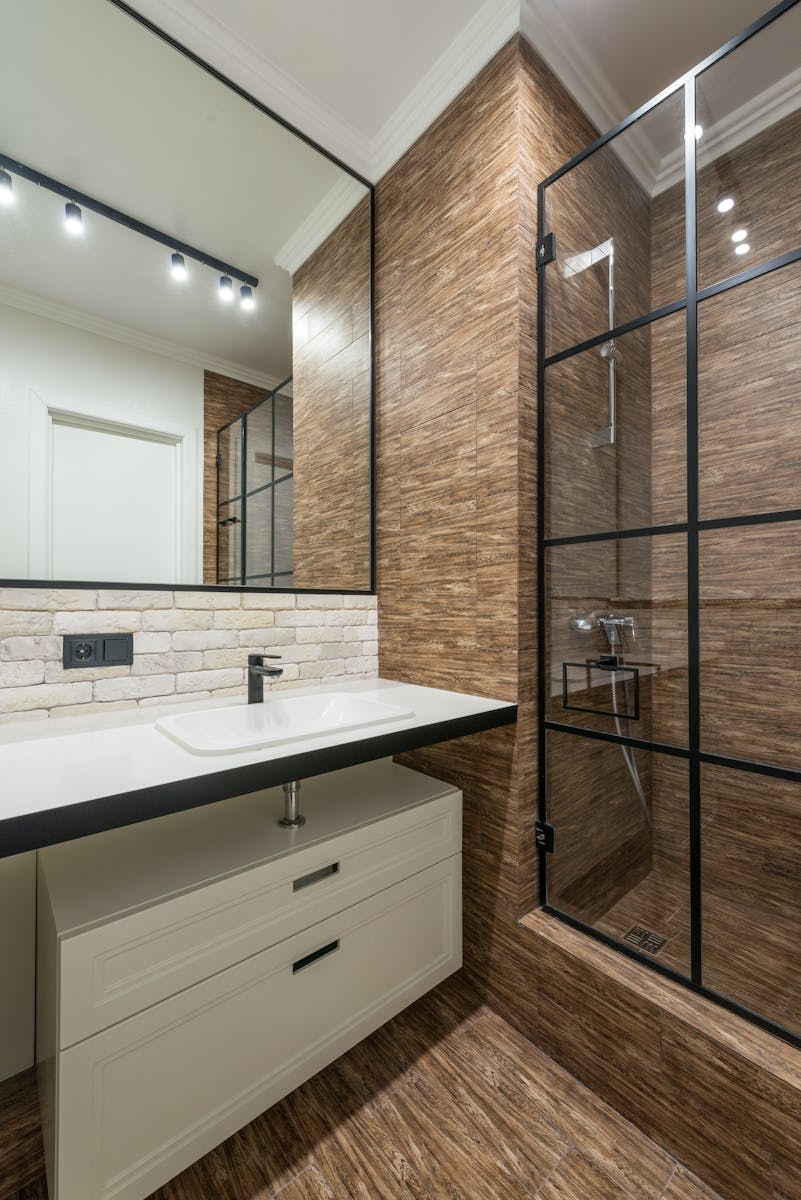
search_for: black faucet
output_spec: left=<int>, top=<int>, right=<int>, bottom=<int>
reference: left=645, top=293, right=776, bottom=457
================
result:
left=247, top=654, right=283, bottom=703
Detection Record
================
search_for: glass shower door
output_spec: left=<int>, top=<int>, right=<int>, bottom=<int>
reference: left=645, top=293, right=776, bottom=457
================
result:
left=537, top=0, right=801, bottom=1049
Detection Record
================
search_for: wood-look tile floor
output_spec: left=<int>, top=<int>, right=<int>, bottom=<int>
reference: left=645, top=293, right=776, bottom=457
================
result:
left=2, top=976, right=724, bottom=1200
left=594, top=861, right=801, bottom=1038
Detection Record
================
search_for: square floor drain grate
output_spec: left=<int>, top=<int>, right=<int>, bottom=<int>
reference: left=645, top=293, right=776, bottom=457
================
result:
left=622, top=925, right=667, bottom=956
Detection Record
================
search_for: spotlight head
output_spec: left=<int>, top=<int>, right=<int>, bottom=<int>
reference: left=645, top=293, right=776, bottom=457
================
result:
left=717, top=197, right=734, bottom=214
left=0, top=168, right=13, bottom=206
left=64, top=201, right=83, bottom=235
left=170, top=252, right=187, bottom=281
left=240, top=285, right=255, bottom=311
left=218, top=274, right=234, bottom=303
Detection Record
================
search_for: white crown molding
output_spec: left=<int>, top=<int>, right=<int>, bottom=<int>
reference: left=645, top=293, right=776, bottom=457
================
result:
left=0, top=285, right=282, bottom=391
left=128, top=0, right=521, bottom=184
left=275, top=176, right=367, bottom=276
left=653, top=64, right=801, bottom=195
left=124, top=0, right=372, bottom=179
left=369, top=0, right=521, bottom=181
left=520, top=0, right=662, bottom=193
left=520, top=0, right=626, bottom=138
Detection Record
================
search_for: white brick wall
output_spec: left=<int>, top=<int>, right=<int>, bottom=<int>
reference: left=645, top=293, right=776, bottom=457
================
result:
left=0, top=590, right=378, bottom=722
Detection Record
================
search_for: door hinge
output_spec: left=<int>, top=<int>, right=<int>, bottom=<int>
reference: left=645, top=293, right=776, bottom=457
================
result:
left=535, top=820, right=557, bottom=853
left=536, top=232, right=556, bottom=268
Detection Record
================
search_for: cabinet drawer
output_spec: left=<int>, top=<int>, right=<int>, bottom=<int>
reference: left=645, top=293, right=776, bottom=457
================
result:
left=55, top=855, right=461, bottom=1200
left=55, top=788, right=460, bottom=1047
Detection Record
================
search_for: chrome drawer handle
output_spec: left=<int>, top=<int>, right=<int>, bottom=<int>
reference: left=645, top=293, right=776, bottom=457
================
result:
left=292, top=940, right=340, bottom=974
left=293, top=862, right=339, bottom=892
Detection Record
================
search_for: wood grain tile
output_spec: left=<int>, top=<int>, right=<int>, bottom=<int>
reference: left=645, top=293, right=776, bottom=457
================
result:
left=1, top=979, right=733, bottom=1200
left=0, top=1067, right=44, bottom=1200
left=292, top=197, right=371, bottom=591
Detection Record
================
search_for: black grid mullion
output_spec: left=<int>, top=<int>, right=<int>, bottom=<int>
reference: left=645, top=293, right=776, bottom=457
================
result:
left=684, top=76, right=703, bottom=988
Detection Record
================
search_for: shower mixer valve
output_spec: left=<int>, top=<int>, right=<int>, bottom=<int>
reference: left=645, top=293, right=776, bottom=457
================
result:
left=597, top=614, right=637, bottom=651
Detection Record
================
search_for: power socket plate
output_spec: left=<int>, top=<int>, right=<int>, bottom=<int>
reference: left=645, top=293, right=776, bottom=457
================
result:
left=62, top=634, right=134, bottom=669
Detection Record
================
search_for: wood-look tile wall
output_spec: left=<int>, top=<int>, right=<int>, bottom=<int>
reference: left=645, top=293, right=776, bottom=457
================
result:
left=202, top=371, right=267, bottom=584
left=376, top=33, right=801, bottom=1200
left=292, top=198, right=371, bottom=592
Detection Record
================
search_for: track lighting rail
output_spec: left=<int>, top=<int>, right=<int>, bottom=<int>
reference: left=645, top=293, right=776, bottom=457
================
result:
left=0, top=151, right=259, bottom=288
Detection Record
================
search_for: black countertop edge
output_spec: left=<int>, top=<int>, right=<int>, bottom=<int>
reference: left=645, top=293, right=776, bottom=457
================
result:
left=0, top=704, right=517, bottom=859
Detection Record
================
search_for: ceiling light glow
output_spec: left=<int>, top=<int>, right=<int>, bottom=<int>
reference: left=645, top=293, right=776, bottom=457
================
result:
left=240, top=285, right=255, bottom=311
left=64, top=201, right=83, bottom=235
left=170, top=252, right=187, bottom=281
left=0, top=168, right=13, bottom=206
left=717, top=197, right=734, bottom=214
left=735, top=243, right=750, bottom=256
left=218, top=274, right=234, bottom=303
left=731, top=228, right=748, bottom=243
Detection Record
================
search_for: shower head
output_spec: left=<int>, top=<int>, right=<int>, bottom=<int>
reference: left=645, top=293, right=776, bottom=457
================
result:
left=568, top=611, right=601, bottom=634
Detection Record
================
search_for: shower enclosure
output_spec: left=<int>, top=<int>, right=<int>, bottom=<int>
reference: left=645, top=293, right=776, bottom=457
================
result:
left=536, top=0, right=801, bottom=1048
left=216, top=377, right=294, bottom=586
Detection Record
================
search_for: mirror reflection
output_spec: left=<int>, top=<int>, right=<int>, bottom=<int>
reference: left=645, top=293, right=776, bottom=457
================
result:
left=0, top=0, right=372, bottom=591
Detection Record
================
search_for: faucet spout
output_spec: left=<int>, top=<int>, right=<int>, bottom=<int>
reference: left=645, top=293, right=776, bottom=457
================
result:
left=247, top=654, right=283, bottom=703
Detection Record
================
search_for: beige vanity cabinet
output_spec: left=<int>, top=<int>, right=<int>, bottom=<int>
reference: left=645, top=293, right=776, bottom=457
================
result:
left=36, top=760, right=462, bottom=1200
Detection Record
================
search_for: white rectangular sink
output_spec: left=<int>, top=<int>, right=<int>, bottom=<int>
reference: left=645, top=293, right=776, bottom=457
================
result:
left=156, top=692, right=415, bottom=755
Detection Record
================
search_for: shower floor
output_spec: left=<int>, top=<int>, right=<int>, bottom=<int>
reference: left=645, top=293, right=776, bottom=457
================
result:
left=594, top=862, right=801, bottom=1039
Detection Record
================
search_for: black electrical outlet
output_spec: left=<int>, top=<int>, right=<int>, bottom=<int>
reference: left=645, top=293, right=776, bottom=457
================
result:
left=63, top=633, right=134, bottom=669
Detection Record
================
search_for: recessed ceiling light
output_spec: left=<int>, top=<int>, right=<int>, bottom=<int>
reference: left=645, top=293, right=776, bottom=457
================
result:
left=170, top=252, right=187, bottom=281
left=694, top=124, right=703, bottom=140
left=64, top=201, right=83, bottom=235
left=0, top=168, right=13, bottom=206
left=735, top=243, right=750, bottom=256
left=717, top=197, right=734, bottom=214
left=731, top=229, right=748, bottom=243
left=218, top=274, right=234, bottom=303
left=240, top=285, right=255, bottom=311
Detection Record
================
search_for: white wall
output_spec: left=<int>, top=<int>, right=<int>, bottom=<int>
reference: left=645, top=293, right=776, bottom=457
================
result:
left=0, top=304, right=204, bottom=582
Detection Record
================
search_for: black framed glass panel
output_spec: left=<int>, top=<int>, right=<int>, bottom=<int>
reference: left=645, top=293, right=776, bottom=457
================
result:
left=544, top=89, right=685, bottom=358
left=546, top=730, right=692, bottom=977
left=700, top=520, right=801, bottom=771
left=545, top=313, right=687, bottom=539
left=702, top=763, right=801, bottom=1036
left=696, top=2, right=801, bottom=290
left=216, top=499, right=241, bottom=583
left=546, top=535, right=688, bottom=748
left=698, top=260, right=801, bottom=520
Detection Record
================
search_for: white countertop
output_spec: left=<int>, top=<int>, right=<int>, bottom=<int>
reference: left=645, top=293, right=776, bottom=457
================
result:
left=0, top=678, right=515, bottom=833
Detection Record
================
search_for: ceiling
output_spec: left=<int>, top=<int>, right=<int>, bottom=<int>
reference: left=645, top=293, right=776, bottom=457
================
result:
left=129, top=0, right=791, bottom=181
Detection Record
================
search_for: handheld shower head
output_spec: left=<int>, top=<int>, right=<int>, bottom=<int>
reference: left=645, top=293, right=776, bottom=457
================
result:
left=568, top=610, right=601, bottom=634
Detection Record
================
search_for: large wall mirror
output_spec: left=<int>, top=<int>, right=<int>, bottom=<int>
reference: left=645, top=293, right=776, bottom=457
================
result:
left=0, top=0, right=373, bottom=593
